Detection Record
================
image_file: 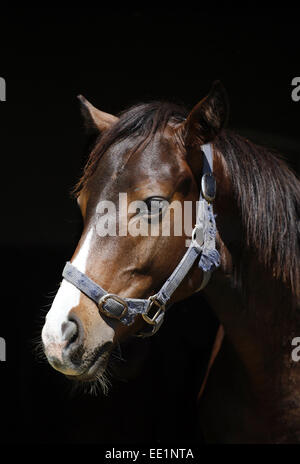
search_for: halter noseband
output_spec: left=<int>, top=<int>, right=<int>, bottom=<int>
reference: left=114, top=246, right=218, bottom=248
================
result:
left=62, top=144, right=220, bottom=337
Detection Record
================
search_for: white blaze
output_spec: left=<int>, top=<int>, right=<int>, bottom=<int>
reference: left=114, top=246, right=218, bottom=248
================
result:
left=42, top=227, right=94, bottom=345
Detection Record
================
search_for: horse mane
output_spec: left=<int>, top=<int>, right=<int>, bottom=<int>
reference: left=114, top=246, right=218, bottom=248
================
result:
left=73, top=100, right=300, bottom=302
left=214, top=131, right=300, bottom=301
left=73, top=101, right=187, bottom=196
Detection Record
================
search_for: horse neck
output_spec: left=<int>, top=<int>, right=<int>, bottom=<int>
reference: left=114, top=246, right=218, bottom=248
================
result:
left=198, top=138, right=300, bottom=440
left=204, top=141, right=299, bottom=370
left=202, top=262, right=300, bottom=441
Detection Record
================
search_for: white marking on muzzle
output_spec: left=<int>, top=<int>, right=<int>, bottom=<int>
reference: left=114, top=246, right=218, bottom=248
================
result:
left=42, top=227, right=94, bottom=346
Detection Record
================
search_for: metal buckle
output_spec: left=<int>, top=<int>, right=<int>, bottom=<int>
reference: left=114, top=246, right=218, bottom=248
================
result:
left=191, top=225, right=204, bottom=248
left=98, top=293, right=128, bottom=320
left=142, top=295, right=165, bottom=326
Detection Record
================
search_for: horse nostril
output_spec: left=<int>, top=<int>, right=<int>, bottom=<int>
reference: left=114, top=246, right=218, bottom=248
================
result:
left=61, top=320, right=78, bottom=346
left=61, top=316, right=84, bottom=366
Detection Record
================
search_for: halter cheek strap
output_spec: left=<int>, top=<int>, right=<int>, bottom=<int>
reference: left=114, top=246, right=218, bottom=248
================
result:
left=62, top=143, right=220, bottom=337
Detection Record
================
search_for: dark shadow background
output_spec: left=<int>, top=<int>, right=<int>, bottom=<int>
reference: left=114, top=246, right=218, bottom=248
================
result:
left=0, top=7, right=299, bottom=445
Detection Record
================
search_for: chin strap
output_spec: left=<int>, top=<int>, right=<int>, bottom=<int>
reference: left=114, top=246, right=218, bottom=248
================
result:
left=62, top=143, right=220, bottom=337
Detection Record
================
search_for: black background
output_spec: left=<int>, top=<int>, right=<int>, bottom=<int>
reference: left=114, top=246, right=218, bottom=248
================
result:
left=0, top=7, right=299, bottom=445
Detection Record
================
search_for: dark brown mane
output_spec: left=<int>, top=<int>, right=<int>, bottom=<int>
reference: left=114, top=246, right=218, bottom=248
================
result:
left=215, top=131, right=300, bottom=301
left=73, top=101, right=187, bottom=196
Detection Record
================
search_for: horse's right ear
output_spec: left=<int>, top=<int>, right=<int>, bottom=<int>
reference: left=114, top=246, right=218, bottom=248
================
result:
left=77, top=95, right=119, bottom=133
left=183, top=81, right=229, bottom=147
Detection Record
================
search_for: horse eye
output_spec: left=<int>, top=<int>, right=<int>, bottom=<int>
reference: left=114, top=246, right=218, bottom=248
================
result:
left=145, top=197, right=168, bottom=216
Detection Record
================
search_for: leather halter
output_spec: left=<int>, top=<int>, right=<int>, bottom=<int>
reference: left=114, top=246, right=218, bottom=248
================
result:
left=62, top=143, right=220, bottom=337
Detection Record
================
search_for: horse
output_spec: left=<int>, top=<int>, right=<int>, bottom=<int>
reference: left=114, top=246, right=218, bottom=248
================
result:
left=41, top=81, right=300, bottom=443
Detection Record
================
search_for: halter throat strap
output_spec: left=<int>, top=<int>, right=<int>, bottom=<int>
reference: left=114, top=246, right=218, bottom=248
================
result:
left=62, top=143, right=220, bottom=337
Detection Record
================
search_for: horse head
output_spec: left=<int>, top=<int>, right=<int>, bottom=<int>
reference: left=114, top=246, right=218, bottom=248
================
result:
left=41, top=82, right=229, bottom=388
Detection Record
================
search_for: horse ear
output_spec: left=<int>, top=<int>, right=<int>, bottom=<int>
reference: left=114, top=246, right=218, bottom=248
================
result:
left=183, top=81, right=229, bottom=146
left=77, top=94, right=119, bottom=133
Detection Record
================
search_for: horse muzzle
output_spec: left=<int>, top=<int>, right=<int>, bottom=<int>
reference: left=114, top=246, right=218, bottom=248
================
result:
left=42, top=312, right=113, bottom=379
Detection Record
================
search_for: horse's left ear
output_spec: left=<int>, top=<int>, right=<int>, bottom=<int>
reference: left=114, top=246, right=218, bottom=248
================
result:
left=183, top=81, right=229, bottom=146
left=77, top=94, right=119, bottom=133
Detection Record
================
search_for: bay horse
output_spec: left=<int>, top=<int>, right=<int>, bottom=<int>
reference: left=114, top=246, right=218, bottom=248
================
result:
left=42, top=82, right=300, bottom=443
